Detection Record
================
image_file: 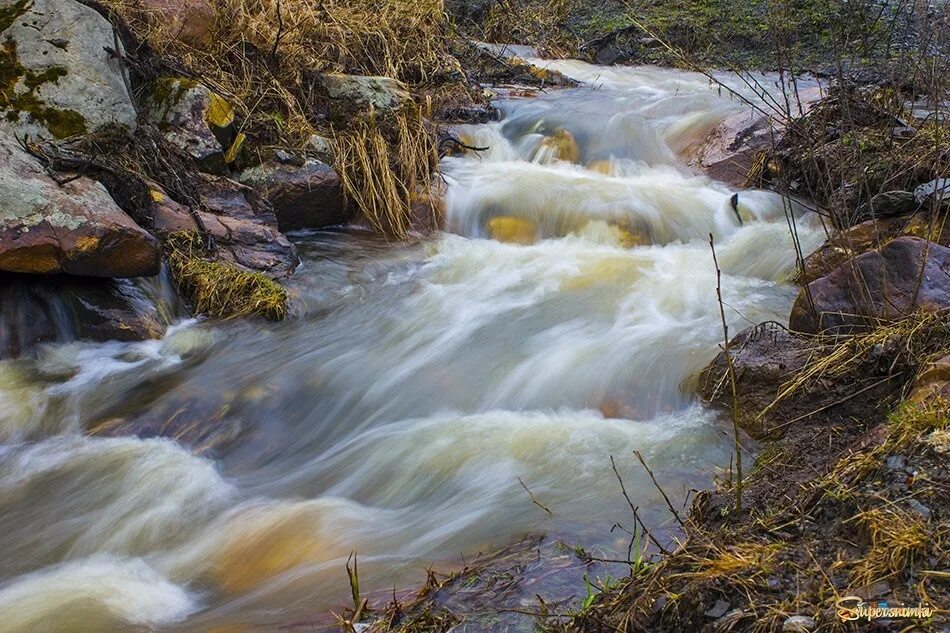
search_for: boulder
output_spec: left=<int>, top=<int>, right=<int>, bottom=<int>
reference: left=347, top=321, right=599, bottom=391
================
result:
left=146, top=78, right=236, bottom=175
left=0, top=134, right=160, bottom=276
left=150, top=178, right=299, bottom=278
left=0, top=0, right=137, bottom=140
left=132, top=0, right=215, bottom=46
left=790, top=237, right=950, bottom=334
left=237, top=157, right=348, bottom=231
left=310, top=73, right=411, bottom=118
left=688, top=87, right=823, bottom=187
left=856, top=190, right=919, bottom=218
left=0, top=273, right=170, bottom=358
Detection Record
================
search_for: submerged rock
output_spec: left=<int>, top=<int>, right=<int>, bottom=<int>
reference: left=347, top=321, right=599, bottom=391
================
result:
left=789, top=237, right=950, bottom=334
left=0, top=0, right=137, bottom=139
left=238, top=157, right=349, bottom=231
left=0, top=134, right=161, bottom=277
left=146, top=78, right=237, bottom=175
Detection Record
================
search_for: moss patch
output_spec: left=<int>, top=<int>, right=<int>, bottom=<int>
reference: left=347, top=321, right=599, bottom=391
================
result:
left=0, top=36, right=87, bottom=138
left=164, top=231, right=288, bottom=321
left=0, top=0, right=31, bottom=33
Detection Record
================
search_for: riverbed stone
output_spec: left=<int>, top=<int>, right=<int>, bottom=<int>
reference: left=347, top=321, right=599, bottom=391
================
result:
left=146, top=77, right=236, bottom=175
left=789, top=237, right=950, bottom=334
left=237, top=157, right=349, bottom=231
left=0, top=134, right=161, bottom=277
left=0, top=0, right=137, bottom=140
left=688, top=87, right=823, bottom=187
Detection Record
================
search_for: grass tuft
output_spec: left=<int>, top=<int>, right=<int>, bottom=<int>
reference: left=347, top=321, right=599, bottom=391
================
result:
left=165, top=231, right=288, bottom=320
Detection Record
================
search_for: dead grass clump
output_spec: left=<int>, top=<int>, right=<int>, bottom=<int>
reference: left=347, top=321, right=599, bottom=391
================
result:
left=850, top=506, right=931, bottom=585
left=165, top=231, right=287, bottom=320
left=334, top=107, right=440, bottom=237
left=481, top=0, right=579, bottom=58
left=758, top=310, right=950, bottom=424
left=680, top=541, right=781, bottom=582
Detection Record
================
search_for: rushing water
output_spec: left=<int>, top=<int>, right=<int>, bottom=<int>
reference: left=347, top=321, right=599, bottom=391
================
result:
left=0, top=62, right=826, bottom=632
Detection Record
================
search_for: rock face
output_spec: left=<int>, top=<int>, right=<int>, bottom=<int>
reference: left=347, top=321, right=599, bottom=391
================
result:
left=133, top=0, right=215, bottom=45
left=0, top=134, right=161, bottom=277
left=150, top=178, right=299, bottom=278
left=146, top=78, right=236, bottom=175
left=0, top=273, right=173, bottom=358
left=856, top=190, right=919, bottom=218
left=238, top=157, right=348, bottom=231
left=311, top=73, right=411, bottom=118
left=790, top=237, right=950, bottom=334
left=0, top=0, right=137, bottom=139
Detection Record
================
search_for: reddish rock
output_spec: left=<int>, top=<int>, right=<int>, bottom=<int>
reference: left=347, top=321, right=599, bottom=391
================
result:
left=134, top=0, right=216, bottom=45
left=688, top=87, right=823, bottom=187
left=238, top=158, right=349, bottom=231
left=790, top=237, right=950, bottom=334
left=150, top=178, right=299, bottom=278
left=909, top=355, right=950, bottom=403
left=0, top=134, right=160, bottom=277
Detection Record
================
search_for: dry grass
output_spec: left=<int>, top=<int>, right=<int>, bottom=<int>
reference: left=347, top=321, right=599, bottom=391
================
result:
left=481, top=0, right=579, bottom=58
left=101, top=0, right=456, bottom=236
left=165, top=231, right=287, bottom=320
left=333, top=105, right=440, bottom=237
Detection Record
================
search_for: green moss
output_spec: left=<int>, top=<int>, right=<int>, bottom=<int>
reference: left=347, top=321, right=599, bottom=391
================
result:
left=0, top=36, right=87, bottom=138
left=0, top=0, right=31, bottom=33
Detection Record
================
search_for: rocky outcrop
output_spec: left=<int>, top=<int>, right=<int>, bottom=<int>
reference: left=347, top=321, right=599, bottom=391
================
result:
left=0, top=0, right=137, bottom=140
left=150, top=178, right=299, bottom=278
left=0, top=134, right=161, bottom=277
left=146, top=78, right=237, bottom=175
left=310, top=73, right=411, bottom=118
left=238, top=156, right=349, bottom=231
left=0, top=273, right=174, bottom=357
left=789, top=237, right=950, bottom=334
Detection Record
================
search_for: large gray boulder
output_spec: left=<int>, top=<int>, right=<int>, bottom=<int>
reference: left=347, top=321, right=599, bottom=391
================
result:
left=789, top=237, right=950, bottom=334
left=0, top=0, right=137, bottom=139
left=310, top=73, right=411, bottom=118
left=0, top=133, right=161, bottom=277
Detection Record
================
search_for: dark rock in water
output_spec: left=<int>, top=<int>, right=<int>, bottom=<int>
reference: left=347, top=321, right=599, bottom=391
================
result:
left=789, top=237, right=950, bottom=334
left=0, top=133, right=161, bottom=277
left=697, top=322, right=813, bottom=439
left=238, top=158, right=349, bottom=231
left=0, top=273, right=176, bottom=358
left=856, top=190, right=919, bottom=218
left=697, top=321, right=906, bottom=439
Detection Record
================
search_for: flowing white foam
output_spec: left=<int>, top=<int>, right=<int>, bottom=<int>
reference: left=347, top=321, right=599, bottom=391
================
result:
left=0, top=555, right=196, bottom=633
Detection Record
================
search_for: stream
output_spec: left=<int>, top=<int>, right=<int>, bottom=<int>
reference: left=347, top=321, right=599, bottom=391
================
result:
left=0, top=61, right=826, bottom=632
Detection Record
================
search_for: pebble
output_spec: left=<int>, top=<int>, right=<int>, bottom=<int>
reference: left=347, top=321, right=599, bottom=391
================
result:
left=783, top=615, right=817, bottom=631
left=704, top=599, right=730, bottom=619
left=885, top=454, right=907, bottom=470
left=908, top=499, right=932, bottom=521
